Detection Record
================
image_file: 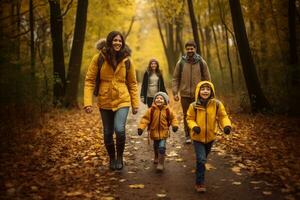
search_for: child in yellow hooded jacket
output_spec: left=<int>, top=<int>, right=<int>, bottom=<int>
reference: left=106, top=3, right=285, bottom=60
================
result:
left=186, top=81, right=232, bottom=192
left=138, top=92, right=179, bottom=171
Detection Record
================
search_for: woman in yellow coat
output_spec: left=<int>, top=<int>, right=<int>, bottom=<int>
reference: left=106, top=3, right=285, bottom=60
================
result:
left=186, top=81, right=231, bottom=192
left=84, top=31, right=139, bottom=170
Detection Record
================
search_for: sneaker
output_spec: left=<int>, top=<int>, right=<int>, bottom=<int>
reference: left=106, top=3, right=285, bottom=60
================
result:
left=185, top=137, right=192, bottom=144
left=195, top=184, right=206, bottom=193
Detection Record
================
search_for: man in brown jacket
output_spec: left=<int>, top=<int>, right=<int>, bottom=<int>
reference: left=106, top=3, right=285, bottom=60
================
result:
left=172, top=40, right=211, bottom=144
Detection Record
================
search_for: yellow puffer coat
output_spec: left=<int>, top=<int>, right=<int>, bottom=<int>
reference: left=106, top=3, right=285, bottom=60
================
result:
left=138, top=105, right=179, bottom=140
left=84, top=53, right=139, bottom=111
left=186, top=81, right=231, bottom=143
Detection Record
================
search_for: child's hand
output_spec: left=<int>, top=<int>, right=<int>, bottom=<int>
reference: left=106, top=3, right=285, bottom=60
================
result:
left=224, top=126, right=231, bottom=135
left=172, top=126, right=178, bottom=132
left=193, top=126, right=201, bottom=134
left=137, top=128, right=143, bottom=136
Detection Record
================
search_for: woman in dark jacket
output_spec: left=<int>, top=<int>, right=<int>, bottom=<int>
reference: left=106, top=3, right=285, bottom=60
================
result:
left=140, top=59, right=167, bottom=107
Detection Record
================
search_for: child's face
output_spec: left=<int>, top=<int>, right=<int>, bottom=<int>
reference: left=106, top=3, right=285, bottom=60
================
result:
left=199, top=85, right=211, bottom=100
left=154, top=95, right=165, bottom=106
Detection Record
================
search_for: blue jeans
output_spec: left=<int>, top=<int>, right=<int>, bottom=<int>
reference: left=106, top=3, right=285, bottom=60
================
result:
left=100, top=107, right=129, bottom=146
left=153, top=139, right=166, bottom=154
left=193, top=141, right=214, bottom=184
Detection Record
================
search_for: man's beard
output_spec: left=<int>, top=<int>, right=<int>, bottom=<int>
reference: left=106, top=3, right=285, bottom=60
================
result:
left=187, top=52, right=194, bottom=57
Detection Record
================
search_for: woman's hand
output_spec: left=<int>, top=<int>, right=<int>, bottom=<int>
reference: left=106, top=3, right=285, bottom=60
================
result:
left=84, top=106, right=93, bottom=114
left=132, top=107, right=138, bottom=115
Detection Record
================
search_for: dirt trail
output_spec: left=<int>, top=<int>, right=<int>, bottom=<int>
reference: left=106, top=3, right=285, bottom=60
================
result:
left=114, top=103, right=285, bottom=200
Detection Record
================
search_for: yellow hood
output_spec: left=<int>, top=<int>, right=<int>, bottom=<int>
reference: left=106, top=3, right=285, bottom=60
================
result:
left=194, top=81, right=216, bottom=102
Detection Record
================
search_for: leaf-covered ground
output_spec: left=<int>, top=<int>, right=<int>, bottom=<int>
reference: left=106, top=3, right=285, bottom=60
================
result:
left=0, top=102, right=300, bottom=199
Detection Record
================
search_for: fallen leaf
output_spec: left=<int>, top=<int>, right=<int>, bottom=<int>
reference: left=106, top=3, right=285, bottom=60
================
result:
left=262, top=191, right=272, bottom=195
left=64, top=190, right=83, bottom=196
left=231, top=166, right=241, bottom=173
left=205, top=163, right=216, bottom=170
left=250, top=181, right=262, bottom=184
left=129, top=184, right=145, bottom=189
left=101, top=197, right=115, bottom=200
left=157, top=193, right=167, bottom=197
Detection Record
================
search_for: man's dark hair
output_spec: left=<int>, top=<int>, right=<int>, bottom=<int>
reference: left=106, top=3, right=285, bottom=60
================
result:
left=185, top=40, right=197, bottom=48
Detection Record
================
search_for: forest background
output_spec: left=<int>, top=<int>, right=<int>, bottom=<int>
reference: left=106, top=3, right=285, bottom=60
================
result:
left=0, top=0, right=299, bottom=142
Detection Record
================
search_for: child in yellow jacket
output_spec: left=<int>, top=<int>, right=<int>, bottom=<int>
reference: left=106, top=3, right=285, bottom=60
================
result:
left=186, top=81, right=232, bottom=192
left=138, top=92, right=179, bottom=171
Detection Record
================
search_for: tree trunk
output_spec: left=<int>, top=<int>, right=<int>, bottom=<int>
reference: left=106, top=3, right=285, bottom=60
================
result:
left=208, top=0, right=223, bottom=79
left=289, top=0, right=298, bottom=65
left=175, top=16, right=184, bottom=56
left=29, top=0, right=35, bottom=78
left=229, top=0, right=271, bottom=112
left=187, top=0, right=201, bottom=55
left=197, top=14, right=205, bottom=58
left=65, top=0, right=88, bottom=108
left=258, top=0, right=267, bottom=63
left=204, top=26, right=211, bottom=65
left=216, top=0, right=234, bottom=90
left=268, top=0, right=285, bottom=60
left=48, top=0, right=66, bottom=105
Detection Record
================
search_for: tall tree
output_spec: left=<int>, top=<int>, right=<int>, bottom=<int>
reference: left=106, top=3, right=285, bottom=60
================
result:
left=229, top=0, right=271, bottom=112
left=29, top=0, right=35, bottom=78
left=48, top=0, right=66, bottom=105
left=187, top=0, right=201, bottom=55
left=208, top=0, right=223, bottom=80
left=65, top=0, right=89, bottom=107
left=153, top=2, right=182, bottom=74
left=288, top=0, right=298, bottom=65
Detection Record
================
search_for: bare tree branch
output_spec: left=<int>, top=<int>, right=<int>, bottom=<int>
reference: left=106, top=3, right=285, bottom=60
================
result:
left=9, top=29, right=30, bottom=39
left=124, top=16, right=135, bottom=39
left=61, top=0, right=73, bottom=18
left=0, top=2, right=47, bottom=21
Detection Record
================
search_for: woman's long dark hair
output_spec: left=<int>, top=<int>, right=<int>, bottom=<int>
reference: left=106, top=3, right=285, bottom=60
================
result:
left=104, top=31, right=130, bottom=69
left=147, top=58, right=162, bottom=75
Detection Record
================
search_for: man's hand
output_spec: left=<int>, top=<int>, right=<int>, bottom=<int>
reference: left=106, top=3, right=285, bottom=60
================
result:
left=140, top=96, right=144, bottom=103
left=132, top=108, right=138, bottom=115
left=174, top=94, right=179, bottom=101
left=84, top=106, right=93, bottom=114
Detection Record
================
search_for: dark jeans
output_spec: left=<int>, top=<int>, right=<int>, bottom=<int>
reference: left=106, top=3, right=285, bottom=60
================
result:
left=146, top=97, right=154, bottom=108
left=153, top=139, right=166, bottom=154
left=193, top=141, right=213, bottom=184
left=181, top=97, right=195, bottom=138
left=100, top=107, right=129, bottom=146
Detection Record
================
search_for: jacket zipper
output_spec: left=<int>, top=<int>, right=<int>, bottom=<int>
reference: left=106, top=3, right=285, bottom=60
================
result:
left=190, top=64, right=192, bottom=97
left=158, top=109, right=161, bottom=139
left=205, top=107, right=208, bottom=143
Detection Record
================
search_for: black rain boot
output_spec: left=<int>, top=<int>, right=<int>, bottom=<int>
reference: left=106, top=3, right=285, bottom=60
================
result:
left=115, top=141, right=125, bottom=170
left=105, top=143, right=116, bottom=170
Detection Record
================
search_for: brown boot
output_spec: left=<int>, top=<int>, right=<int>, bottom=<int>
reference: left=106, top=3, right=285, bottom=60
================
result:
left=154, top=151, right=158, bottom=164
left=156, top=153, right=165, bottom=172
